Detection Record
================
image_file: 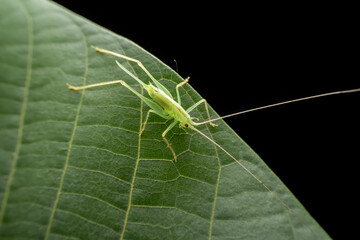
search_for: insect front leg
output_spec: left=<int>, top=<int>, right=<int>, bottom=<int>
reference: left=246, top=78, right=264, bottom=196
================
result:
left=162, top=120, right=179, bottom=162
left=186, top=99, right=217, bottom=127
left=175, top=77, right=190, bottom=105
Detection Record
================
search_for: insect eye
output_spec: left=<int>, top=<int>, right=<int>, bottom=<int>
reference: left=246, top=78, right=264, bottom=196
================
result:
left=185, top=124, right=189, bottom=127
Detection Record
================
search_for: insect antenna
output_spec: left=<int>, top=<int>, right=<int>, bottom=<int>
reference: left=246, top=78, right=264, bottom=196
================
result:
left=190, top=126, right=291, bottom=210
left=174, top=59, right=179, bottom=73
left=195, top=88, right=360, bottom=126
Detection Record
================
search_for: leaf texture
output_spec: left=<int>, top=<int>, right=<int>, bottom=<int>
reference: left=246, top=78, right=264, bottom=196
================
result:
left=0, top=0, right=330, bottom=239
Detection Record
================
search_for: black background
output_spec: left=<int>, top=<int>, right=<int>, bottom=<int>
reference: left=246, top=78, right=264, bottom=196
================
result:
left=53, top=1, right=359, bottom=238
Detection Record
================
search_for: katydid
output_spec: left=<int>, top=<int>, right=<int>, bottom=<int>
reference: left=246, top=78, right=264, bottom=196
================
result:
left=67, top=46, right=360, bottom=210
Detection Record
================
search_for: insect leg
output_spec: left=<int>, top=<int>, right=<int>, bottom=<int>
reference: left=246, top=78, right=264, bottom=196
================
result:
left=162, top=120, right=179, bottom=161
left=186, top=99, right=217, bottom=127
left=175, top=77, right=190, bottom=105
left=92, top=46, right=173, bottom=99
left=140, top=110, right=154, bottom=135
left=67, top=80, right=123, bottom=91
left=140, top=109, right=170, bottom=135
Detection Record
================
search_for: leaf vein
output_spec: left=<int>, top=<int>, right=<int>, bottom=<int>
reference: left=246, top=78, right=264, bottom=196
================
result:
left=55, top=208, right=120, bottom=236
left=132, top=205, right=210, bottom=223
left=181, top=88, right=222, bottom=240
left=68, top=165, right=131, bottom=185
left=62, top=191, right=127, bottom=213
left=44, top=26, right=89, bottom=239
left=0, top=0, right=34, bottom=226
left=72, top=144, right=136, bottom=160
left=77, top=124, right=138, bottom=134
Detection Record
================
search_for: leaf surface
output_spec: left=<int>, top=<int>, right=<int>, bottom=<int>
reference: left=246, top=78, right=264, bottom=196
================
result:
left=0, top=0, right=330, bottom=239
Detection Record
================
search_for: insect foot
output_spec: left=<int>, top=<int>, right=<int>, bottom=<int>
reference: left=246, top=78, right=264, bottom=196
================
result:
left=210, top=122, right=218, bottom=127
left=91, top=45, right=102, bottom=52
left=66, top=83, right=76, bottom=90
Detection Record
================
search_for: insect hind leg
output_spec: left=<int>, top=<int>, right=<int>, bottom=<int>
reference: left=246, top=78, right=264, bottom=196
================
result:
left=91, top=46, right=156, bottom=83
left=176, top=77, right=190, bottom=105
left=91, top=45, right=173, bottom=99
left=66, top=80, right=123, bottom=91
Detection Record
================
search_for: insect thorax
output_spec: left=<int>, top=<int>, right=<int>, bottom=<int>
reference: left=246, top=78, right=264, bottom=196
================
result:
left=147, top=85, right=191, bottom=125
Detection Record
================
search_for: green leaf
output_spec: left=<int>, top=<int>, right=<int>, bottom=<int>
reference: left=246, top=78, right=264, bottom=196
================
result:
left=0, top=0, right=330, bottom=239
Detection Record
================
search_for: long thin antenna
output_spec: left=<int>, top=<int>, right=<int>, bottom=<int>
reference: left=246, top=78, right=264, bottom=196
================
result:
left=195, top=88, right=360, bottom=126
left=174, top=59, right=179, bottom=73
left=190, top=126, right=291, bottom=210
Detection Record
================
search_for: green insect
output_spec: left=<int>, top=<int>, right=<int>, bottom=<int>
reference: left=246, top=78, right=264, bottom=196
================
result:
left=67, top=46, right=360, bottom=210
left=67, top=46, right=219, bottom=163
